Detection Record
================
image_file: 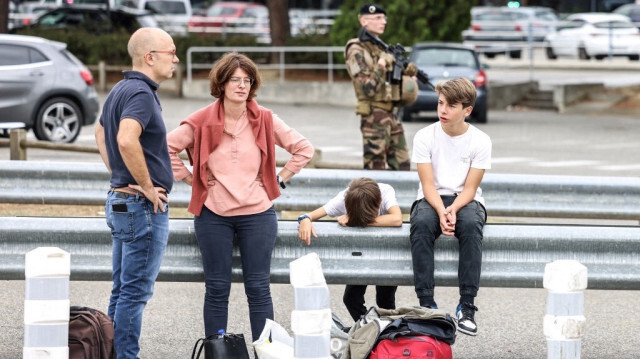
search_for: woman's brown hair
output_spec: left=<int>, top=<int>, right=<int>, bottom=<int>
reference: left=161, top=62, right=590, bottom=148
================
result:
left=209, top=52, right=261, bottom=100
left=344, top=177, right=382, bottom=227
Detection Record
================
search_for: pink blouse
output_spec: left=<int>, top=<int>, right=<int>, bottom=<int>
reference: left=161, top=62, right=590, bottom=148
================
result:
left=168, top=113, right=314, bottom=216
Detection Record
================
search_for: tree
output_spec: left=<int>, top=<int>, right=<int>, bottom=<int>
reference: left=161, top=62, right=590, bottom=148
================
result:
left=0, top=0, right=9, bottom=34
left=267, top=0, right=290, bottom=47
left=330, top=0, right=473, bottom=47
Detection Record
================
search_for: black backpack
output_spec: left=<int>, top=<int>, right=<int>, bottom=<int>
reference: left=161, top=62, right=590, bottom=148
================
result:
left=69, top=306, right=115, bottom=359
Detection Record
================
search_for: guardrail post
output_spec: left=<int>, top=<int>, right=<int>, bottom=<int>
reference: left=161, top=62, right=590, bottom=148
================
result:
left=10, top=128, right=26, bottom=161
left=23, top=247, right=70, bottom=359
left=99, top=61, right=107, bottom=93
left=543, top=260, right=587, bottom=359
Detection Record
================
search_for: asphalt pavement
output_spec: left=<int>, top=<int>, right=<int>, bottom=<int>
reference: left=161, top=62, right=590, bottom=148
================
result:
left=1, top=89, right=639, bottom=358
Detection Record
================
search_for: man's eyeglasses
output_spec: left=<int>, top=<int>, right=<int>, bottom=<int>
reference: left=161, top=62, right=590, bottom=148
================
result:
left=229, top=77, right=254, bottom=86
left=150, top=49, right=177, bottom=56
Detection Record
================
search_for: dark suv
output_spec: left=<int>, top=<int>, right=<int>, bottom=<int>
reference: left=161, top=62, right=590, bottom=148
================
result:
left=400, top=43, right=488, bottom=123
left=16, top=4, right=158, bottom=34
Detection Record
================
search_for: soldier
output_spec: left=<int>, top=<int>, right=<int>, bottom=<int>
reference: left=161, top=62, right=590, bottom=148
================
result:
left=345, top=3, right=418, bottom=171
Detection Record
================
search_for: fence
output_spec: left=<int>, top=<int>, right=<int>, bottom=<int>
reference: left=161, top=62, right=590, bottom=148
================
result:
left=186, top=46, right=348, bottom=84
left=0, top=160, right=639, bottom=221
left=1, top=216, right=638, bottom=289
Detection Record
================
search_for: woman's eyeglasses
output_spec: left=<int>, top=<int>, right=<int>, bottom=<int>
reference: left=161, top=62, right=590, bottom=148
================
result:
left=229, top=77, right=253, bottom=86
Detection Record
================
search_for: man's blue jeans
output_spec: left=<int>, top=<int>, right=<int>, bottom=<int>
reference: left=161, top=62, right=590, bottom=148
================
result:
left=105, top=191, right=169, bottom=359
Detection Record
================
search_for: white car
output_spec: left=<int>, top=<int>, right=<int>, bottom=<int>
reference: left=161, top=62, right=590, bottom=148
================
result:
left=544, top=13, right=640, bottom=60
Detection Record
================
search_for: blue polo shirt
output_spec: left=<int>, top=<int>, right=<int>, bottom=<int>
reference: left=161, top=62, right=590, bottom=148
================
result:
left=99, top=71, right=173, bottom=193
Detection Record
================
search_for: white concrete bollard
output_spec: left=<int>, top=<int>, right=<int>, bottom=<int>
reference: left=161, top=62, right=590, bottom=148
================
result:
left=290, top=253, right=332, bottom=359
left=23, top=247, right=70, bottom=359
left=543, top=260, right=587, bottom=359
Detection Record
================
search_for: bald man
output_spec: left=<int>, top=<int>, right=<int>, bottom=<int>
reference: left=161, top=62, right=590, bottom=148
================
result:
left=95, top=27, right=179, bottom=359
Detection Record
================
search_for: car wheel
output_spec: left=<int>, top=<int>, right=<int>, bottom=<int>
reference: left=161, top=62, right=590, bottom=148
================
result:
left=509, top=50, right=521, bottom=59
left=485, top=53, right=496, bottom=59
left=546, top=45, right=557, bottom=60
left=578, top=46, right=591, bottom=60
left=472, top=108, right=487, bottom=124
left=33, top=97, right=82, bottom=143
left=399, top=108, right=412, bottom=122
left=629, top=54, right=640, bottom=61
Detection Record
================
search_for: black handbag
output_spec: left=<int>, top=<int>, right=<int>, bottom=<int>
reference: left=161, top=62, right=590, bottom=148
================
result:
left=190, top=333, right=250, bottom=359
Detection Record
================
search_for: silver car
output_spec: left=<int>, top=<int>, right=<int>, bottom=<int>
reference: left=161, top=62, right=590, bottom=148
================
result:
left=0, top=34, right=99, bottom=143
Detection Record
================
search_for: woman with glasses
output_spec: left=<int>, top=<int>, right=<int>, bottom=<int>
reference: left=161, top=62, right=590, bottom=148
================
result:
left=166, top=52, right=314, bottom=342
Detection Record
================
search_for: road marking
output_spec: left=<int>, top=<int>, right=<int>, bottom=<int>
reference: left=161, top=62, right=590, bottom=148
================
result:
left=596, top=164, right=640, bottom=171
left=530, top=160, right=600, bottom=168
left=492, top=157, right=534, bottom=164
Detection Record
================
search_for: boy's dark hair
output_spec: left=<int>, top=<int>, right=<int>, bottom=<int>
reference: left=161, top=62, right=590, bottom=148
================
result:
left=435, top=77, right=477, bottom=109
left=344, top=177, right=382, bottom=227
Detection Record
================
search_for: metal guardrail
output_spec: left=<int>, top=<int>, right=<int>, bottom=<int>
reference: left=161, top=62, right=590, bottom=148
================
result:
left=1, top=217, right=638, bottom=289
left=0, top=161, right=639, bottom=221
left=186, top=46, right=348, bottom=84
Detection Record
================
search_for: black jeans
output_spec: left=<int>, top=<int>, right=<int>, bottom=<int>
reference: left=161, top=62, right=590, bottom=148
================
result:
left=410, top=196, right=486, bottom=301
left=194, top=205, right=277, bottom=342
left=342, top=285, right=397, bottom=321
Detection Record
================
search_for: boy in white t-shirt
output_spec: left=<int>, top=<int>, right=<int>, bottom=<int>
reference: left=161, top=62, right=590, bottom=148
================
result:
left=410, top=78, right=492, bottom=336
left=297, top=177, right=402, bottom=321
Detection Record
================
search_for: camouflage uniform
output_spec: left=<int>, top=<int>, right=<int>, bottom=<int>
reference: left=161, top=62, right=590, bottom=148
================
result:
left=345, top=38, right=411, bottom=171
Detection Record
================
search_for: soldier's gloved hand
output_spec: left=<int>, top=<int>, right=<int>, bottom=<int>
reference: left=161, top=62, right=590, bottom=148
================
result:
left=378, top=53, right=394, bottom=71
left=404, top=62, right=418, bottom=76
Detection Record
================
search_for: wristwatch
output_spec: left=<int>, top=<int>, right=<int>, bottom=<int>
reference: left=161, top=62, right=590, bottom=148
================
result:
left=277, top=175, right=286, bottom=189
left=297, top=214, right=310, bottom=224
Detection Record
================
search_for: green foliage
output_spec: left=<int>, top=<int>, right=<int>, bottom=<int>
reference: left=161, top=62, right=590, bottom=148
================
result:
left=13, top=28, right=261, bottom=65
left=330, top=0, right=473, bottom=47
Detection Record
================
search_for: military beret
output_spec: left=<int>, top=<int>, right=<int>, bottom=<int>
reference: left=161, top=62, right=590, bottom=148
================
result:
left=360, top=3, right=386, bottom=15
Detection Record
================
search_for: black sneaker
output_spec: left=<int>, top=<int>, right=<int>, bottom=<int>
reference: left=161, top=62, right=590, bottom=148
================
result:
left=456, top=302, right=478, bottom=336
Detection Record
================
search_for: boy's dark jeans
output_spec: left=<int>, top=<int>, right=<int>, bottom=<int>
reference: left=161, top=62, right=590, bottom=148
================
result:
left=410, top=196, right=486, bottom=301
left=342, top=285, right=397, bottom=321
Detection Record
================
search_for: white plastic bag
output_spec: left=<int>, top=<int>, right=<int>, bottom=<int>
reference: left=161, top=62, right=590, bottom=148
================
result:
left=253, top=319, right=294, bottom=359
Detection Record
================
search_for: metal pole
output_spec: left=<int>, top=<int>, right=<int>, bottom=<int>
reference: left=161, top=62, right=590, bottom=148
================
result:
left=608, top=21, right=613, bottom=61
left=280, top=49, right=285, bottom=83
left=528, top=22, right=534, bottom=82
left=328, top=50, right=333, bottom=84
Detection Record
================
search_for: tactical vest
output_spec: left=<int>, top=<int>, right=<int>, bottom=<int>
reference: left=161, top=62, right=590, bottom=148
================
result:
left=345, top=38, right=400, bottom=114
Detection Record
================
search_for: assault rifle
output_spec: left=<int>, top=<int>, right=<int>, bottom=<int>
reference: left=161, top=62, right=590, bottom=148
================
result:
left=358, top=27, right=431, bottom=86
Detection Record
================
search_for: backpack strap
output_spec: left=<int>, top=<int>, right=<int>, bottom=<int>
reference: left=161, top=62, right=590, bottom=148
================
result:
left=191, top=338, right=205, bottom=359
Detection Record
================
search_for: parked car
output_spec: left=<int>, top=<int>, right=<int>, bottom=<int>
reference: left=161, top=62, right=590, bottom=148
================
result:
left=120, top=0, right=192, bottom=34
left=544, top=13, right=640, bottom=60
left=12, top=2, right=58, bottom=29
left=188, top=1, right=269, bottom=43
left=15, top=4, right=158, bottom=34
left=0, top=34, right=99, bottom=143
left=462, top=6, right=559, bottom=59
left=613, top=3, right=640, bottom=27
left=400, top=43, right=488, bottom=123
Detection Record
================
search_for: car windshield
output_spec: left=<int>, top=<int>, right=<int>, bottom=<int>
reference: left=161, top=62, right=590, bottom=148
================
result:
left=593, top=20, right=634, bottom=29
left=535, top=11, right=558, bottom=21
left=414, top=48, right=477, bottom=68
left=145, top=1, right=187, bottom=15
left=206, top=6, right=237, bottom=17
left=475, top=12, right=513, bottom=21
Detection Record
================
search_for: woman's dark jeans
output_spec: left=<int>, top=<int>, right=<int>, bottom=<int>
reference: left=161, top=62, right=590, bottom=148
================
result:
left=194, top=205, right=277, bottom=341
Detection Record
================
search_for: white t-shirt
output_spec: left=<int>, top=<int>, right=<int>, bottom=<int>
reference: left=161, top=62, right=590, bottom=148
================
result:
left=411, top=122, right=492, bottom=205
left=323, top=183, right=398, bottom=217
